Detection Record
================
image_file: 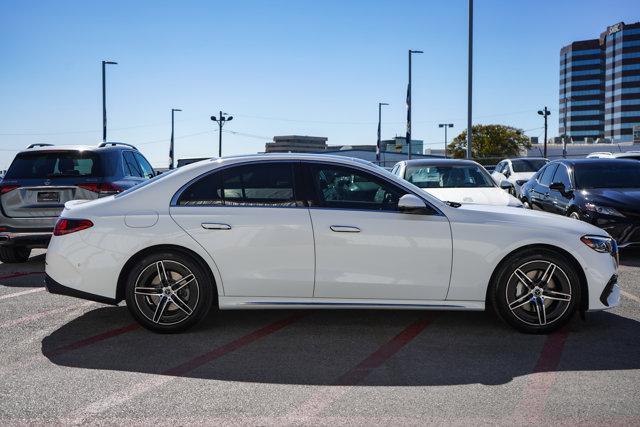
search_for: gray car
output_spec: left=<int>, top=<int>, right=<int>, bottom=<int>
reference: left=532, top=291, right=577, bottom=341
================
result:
left=0, top=142, right=155, bottom=263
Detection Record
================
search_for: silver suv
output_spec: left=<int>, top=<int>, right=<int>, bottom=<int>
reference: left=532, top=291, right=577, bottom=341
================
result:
left=0, top=142, right=155, bottom=263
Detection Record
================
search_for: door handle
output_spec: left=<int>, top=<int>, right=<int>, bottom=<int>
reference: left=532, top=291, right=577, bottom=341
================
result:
left=330, top=225, right=361, bottom=233
left=201, top=223, right=231, bottom=230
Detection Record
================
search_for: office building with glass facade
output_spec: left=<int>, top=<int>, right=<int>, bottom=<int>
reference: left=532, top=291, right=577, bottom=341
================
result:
left=559, top=21, right=640, bottom=143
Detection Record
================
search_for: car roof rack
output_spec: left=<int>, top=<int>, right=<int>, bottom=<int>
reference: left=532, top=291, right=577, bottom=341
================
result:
left=98, top=142, right=138, bottom=150
left=26, top=143, right=54, bottom=149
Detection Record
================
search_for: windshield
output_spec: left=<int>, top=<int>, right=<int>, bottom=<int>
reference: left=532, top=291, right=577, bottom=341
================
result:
left=511, top=159, right=548, bottom=173
left=574, top=162, right=640, bottom=189
left=405, top=164, right=495, bottom=188
left=5, top=151, right=102, bottom=179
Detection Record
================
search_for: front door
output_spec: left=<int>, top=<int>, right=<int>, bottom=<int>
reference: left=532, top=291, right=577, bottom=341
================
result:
left=303, top=162, right=452, bottom=301
left=170, top=162, right=315, bottom=297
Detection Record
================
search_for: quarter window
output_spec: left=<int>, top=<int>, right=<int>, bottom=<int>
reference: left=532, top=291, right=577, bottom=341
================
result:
left=177, top=163, right=299, bottom=207
left=310, top=164, right=404, bottom=211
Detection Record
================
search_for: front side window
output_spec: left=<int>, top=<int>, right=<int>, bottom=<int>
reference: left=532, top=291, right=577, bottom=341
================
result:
left=539, top=164, right=559, bottom=186
left=177, top=162, right=299, bottom=207
left=552, top=165, right=572, bottom=189
left=134, top=152, right=155, bottom=179
left=310, top=164, right=403, bottom=211
left=405, top=164, right=495, bottom=189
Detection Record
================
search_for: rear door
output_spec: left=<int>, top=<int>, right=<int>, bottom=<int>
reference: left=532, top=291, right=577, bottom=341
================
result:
left=169, top=161, right=315, bottom=297
left=0, top=150, right=102, bottom=218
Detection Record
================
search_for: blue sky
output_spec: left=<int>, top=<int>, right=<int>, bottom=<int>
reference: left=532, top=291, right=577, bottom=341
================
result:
left=1, top=0, right=638, bottom=169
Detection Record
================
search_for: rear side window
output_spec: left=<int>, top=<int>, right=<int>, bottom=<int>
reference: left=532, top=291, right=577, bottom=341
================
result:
left=122, top=151, right=143, bottom=177
left=177, top=163, right=300, bottom=207
left=5, top=151, right=102, bottom=179
left=539, top=164, right=558, bottom=186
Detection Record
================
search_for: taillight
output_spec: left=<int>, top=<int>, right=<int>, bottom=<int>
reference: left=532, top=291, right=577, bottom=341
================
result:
left=53, top=218, right=94, bottom=236
left=78, top=182, right=122, bottom=196
left=0, top=185, right=19, bottom=194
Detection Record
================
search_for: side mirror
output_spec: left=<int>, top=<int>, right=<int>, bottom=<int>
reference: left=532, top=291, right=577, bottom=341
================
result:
left=398, top=194, right=428, bottom=214
left=503, top=170, right=511, bottom=178
left=549, top=182, right=572, bottom=195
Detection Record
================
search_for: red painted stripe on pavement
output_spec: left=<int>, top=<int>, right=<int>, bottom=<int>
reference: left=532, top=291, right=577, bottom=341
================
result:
left=163, top=313, right=306, bottom=377
left=45, top=323, right=140, bottom=357
left=0, top=271, right=44, bottom=281
left=335, top=314, right=437, bottom=386
left=512, top=327, right=570, bottom=422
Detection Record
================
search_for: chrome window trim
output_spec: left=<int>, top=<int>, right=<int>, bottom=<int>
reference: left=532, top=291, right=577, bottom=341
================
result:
left=170, top=158, right=445, bottom=217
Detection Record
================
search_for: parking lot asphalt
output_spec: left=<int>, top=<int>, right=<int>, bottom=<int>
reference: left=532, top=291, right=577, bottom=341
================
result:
left=0, top=249, right=639, bottom=425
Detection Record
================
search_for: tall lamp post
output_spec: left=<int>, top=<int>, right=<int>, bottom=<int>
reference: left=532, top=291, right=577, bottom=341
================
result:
left=211, top=111, right=233, bottom=157
left=537, top=107, right=550, bottom=158
left=102, top=60, right=118, bottom=143
left=406, top=49, right=423, bottom=160
left=169, top=108, right=182, bottom=169
left=466, top=0, right=473, bottom=159
left=377, top=102, right=389, bottom=164
left=438, top=123, right=454, bottom=158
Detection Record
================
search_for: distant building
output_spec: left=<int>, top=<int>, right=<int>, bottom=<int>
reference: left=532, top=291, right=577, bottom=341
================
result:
left=265, top=135, right=328, bottom=153
left=559, top=21, right=640, bottom=143
left=381, top=136, right=424, bottom=155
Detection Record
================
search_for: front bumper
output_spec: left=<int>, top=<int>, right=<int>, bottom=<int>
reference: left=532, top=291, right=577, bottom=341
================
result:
left=45, top=274, right=119, bottom=305
left=0, top=231, right=52, bottom=248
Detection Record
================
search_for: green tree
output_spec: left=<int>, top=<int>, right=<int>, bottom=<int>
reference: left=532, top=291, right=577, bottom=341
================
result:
left=447, top=124, right=531, bottom=163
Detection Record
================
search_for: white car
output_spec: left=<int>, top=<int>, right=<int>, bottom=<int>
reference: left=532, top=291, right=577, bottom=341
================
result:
left=391, top=159, right=522, bottom=207
left=45, top=154, right=620, bottom=334
left=491, top=158, right=549, bottom=197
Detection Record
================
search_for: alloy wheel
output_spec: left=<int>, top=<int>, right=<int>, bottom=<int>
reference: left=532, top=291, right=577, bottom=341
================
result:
left=133, top=260, right=200, bottom=326
left=505, top=260, right=572, bottom=326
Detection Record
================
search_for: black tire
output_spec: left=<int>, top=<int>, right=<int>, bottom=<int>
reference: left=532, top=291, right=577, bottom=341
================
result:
left=124, top=250, right=214, bottom=333
left=522, top=199, right=532, bottom=209
left=0, top=246, right=31, bottom=263
left=490, top=248, right=581, bottom=334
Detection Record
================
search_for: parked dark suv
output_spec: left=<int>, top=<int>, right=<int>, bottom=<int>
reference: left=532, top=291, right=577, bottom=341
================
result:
left=520, top=158, right=640, bottom=248
left=0, top=142, right=155, bottom=263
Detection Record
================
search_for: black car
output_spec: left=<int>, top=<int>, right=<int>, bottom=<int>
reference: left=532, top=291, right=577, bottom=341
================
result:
left=520, top=158, right=640, bottom=247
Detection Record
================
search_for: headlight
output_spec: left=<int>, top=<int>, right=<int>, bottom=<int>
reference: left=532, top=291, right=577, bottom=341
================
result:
left=584, top=203, right=624, bottom=217
left=581, top=235, right=616, bottom=254
left=515, top=180, right=528, bottom=186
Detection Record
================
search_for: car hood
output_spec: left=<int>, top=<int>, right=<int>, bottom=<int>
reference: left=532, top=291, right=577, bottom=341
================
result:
left=580, top=188, right=640, bottom=212
left=452, top=203, right=609, bottom=237
left=423, top=187, right=522, bottom=207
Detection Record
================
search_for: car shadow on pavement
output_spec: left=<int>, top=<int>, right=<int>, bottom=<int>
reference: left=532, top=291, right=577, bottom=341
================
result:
left=41, top=306, right=640, bottom=386
left=0, top=253, right=46, bottom=288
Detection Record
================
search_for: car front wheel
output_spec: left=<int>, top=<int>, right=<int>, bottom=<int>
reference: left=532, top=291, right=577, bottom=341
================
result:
left=490, top=248, right=580, bottom=334
left=124, top=251, right=214, bottom=333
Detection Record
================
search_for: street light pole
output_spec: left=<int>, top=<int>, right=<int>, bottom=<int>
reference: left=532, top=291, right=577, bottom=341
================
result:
left=466, top=0, right=473, bottom=160
left=406, top=49, right=423, bottom=160
left=438, top=123, right=454, bottom=158
left=211, top=111, right=234, bottom=157
left=537, top=107, right=551, bottom=158
left=377, top=102, right=389, bottom=164
left=169, top=108, right=182, bottom=169
left=102, top=60, right=117, bottom=143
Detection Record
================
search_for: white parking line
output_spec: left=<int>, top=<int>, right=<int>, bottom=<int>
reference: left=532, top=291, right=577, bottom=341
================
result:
left=0, top=287, right=44, bottom=301
left=621, top=289, right=640, bottom=304
left=0, top=301, right=94, bottom=328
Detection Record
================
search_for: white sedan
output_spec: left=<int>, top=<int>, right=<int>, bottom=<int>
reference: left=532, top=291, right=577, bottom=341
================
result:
left=45, top=154, right=620, bottom=334
left=391, top=159, right=522, bottom=207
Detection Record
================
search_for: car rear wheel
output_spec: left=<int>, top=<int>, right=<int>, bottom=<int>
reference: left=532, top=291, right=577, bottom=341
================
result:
left=124, top=251, right=214, bottom=333
left=0, top=246, right=31, bottom=263
left=490, top=248, right=580, bottom=334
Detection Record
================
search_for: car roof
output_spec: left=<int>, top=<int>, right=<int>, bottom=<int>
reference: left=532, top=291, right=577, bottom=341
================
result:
left=552, top=158, right=640, bottom=166
left=16, top=143, right=137, bottom=154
